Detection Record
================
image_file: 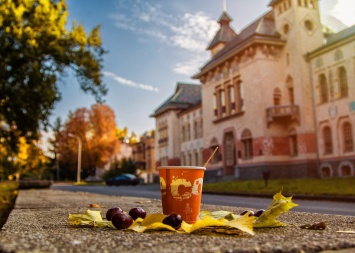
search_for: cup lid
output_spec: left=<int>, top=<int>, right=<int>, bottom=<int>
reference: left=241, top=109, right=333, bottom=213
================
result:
left=157, top=166, right=206, bottom=170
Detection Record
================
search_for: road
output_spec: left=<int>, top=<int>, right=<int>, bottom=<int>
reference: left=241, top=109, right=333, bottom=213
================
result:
left=51, top=183, right=355, bottom=216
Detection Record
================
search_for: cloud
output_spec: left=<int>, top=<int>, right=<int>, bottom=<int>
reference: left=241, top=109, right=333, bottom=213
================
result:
left=103, top=71, right=159, bottom=92
left=110, top=0, right=219, bottom=76
left=329, top=0, right=355, bottom=26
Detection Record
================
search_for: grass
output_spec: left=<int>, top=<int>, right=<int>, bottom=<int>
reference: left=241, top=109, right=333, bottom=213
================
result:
left=0, top=182, right=19, bottom=229
left=203, top=177, right=355, bottom=196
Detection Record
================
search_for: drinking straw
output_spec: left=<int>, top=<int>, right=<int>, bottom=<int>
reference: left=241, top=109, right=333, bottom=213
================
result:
left=203, top=147, right=219, bottom=167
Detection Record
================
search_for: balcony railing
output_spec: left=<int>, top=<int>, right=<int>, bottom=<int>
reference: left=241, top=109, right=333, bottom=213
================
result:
left=266, top=105, right=300, bottom=127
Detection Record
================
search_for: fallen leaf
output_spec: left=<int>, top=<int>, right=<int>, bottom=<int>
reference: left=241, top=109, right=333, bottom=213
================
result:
left=89, top=204, right=103, bottom=208
left=253, top=190, right=299, bottom=228
left=300, top=221, right=327, bottom=230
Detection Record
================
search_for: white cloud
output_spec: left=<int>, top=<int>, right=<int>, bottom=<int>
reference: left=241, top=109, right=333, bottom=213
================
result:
left=103, top=71, right=159, bottom=92
left=330, top=0, right=355, bottom=26
left=172, top=55, right=207, bottom=76
left=110, top=1, right=219, bottom=76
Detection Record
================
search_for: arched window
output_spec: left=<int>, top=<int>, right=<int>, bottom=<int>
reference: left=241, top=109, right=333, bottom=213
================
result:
left=241, top=129, right=253, bottom=159
left=273, top=88, right=282, bottom=106
left=319, top=74, right=328, bottom=103
left=338, top=67, right=348, bottom=98
left=343, top=122, right=353, bottom=152
left=334, top=49, right=344, bottom=61
left=210, top=138, right=220, bottom=164
left=323, top=126, right=333, bottom=154
left=286, top=75, right=294, bottom=105
left=289, top=128, right=298, bottom=156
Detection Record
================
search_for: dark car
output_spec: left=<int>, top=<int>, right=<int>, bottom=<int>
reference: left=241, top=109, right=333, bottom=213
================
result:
left=105, top=173, right=139, bottom=186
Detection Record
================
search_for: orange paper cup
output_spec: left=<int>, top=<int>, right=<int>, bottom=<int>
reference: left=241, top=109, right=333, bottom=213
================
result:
left=157, top=166, right=206, bottom=224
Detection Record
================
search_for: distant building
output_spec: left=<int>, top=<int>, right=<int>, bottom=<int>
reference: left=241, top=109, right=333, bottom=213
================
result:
left=151, top=82, right=202, bottom=168
left=152, top=0, right=355, bottom=180
left=131, top=131, right=156, bottom=183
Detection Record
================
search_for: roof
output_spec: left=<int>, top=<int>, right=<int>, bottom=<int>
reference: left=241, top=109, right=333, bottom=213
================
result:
left=307, top=24, right=355, bottom=58
left=207, top=11, right=237, bottom=50
left=268, top=0, right=282, bottom=6
left=150, top=82, right=201, bottom=117
left=324, top=24, right=355, bottom=45
left=194, top=11, right=283, bottom=78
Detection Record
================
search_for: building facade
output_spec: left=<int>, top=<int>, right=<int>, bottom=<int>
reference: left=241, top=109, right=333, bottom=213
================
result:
left=152, top=0, right=355, bottom=181
left=131, top=131, right=156, bottom=182
left=307, top=25, right=355, bottom=178
left=151, top=82, right=202, bottom=168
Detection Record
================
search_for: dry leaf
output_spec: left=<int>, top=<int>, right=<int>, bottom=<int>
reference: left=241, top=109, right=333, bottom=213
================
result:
left=300, top=221, right=327, bottom=230
left=253, top=190, right=299, bottom=228
left=89, top=203, right=103, bottom=208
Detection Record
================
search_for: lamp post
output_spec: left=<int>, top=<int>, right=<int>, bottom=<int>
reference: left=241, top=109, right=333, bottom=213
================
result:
left=68, top=133, right=82, bottom=184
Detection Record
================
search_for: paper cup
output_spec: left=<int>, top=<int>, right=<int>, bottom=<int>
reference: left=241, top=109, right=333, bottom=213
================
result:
left=157, top=166, right=206, bottom=224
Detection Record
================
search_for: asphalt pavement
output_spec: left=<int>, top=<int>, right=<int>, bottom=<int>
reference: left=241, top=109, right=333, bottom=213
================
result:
left=0, top=188, right=355, bottom=253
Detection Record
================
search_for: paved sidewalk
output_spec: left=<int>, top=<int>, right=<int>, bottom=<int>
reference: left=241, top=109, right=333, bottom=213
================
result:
left=0, top=189, right=354, bottom=253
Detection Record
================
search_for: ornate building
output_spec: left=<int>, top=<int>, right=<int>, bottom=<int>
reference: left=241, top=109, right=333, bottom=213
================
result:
left=152, top=0, right=355, bottom=181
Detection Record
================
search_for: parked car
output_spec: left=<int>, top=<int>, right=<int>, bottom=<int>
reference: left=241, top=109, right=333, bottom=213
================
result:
left=105, top=173, right=139, bottom=186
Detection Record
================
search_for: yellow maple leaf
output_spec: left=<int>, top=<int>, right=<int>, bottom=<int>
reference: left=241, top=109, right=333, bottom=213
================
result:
left=253, top=191, right=299, bottom=228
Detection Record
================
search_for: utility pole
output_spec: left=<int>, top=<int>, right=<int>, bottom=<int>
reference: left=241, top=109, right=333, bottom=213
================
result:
left=68, top=133, right=82, bottom=184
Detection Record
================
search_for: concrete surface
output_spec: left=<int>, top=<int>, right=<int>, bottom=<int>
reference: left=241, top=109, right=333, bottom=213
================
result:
left=0, top=189, right=354, bottom=253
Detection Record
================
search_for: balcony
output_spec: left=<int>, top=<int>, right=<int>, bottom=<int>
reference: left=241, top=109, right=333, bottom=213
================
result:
left=266, top=105, right=300, bottom=127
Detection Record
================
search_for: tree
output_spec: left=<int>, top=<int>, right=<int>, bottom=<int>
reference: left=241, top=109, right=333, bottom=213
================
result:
left=0, top=0, right=107, bottom=152
left=57, top=104, right=120, bottom=180
left=47, top=117, right=64, bottom=180
left=14, top=136, right=49, bottom=180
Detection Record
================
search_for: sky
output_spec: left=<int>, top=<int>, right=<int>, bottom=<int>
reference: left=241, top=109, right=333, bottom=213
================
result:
left=50, top=0, right=355, bottom=138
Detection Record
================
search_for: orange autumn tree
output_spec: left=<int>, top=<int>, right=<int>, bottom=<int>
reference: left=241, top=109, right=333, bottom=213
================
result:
left=58, top=104, right=120, bottom=180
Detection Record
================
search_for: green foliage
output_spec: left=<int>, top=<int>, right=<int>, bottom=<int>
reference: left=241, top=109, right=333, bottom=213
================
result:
left=203, top=177, right=355, bottom=196
left=102, top=157, right=137, bottom=180
left=0, top=0, right=107, bottom=152
left=121, top=158, right=136, bottom=175
left=0, top=182, right=19, bottom=229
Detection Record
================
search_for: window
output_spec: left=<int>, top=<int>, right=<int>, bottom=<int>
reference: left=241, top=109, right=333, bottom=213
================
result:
left=304, top=20, right=313, bottom=31
left=187, top=123, right=191, bottom=141
left=228, top=85, right=235, bottom=113
left=340, top=165, right=351, bottom=177
left=210, top=145, right=220, bottom=164
left=220, top=90, right=225, bottom=117
left=224, top=132, right=235, bottom=166
left=213, top=94, right=217, bottom=116
left=273, top=88, right=281, bottom=106
left=181, top=153, right=186, bottom=166
left=323, top=126, right=333, bottom=154
left=338, top=67, right=348, bottom=98
left=236, top=80, right=243, bottom=111
left=334, top=49, right=344, bottom=61
left=319, top=74, right=328, bottom=103
left=241, top=129, right=253, bottom=159
left=343, top=122, right=353, bottom=152
left=328, top=71, right=334, bottom=99
left=181, top=125, right=186, bottom=142
left=321, top=166, right=331, bottom=177
left=286, top=76, right=294, bottom=104
left=289, top=128, right=298, bottom=156
left=194, top=150, right=199, bottom=166
left=158, top=120, right=168, bottom=145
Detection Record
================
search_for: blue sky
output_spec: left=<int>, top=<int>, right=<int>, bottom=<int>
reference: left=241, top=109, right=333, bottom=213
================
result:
left=51, top=0, right=355, bottom=137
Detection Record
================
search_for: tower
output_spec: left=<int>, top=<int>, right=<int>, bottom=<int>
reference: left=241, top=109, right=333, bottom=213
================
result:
left=269, top=0, right=324, bottom=151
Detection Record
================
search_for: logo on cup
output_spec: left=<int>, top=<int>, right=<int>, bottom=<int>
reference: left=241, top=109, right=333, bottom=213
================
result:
left=171, top=177, right=203, bottom=201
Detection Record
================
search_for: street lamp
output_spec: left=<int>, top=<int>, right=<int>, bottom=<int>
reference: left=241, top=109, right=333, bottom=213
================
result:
left=68, top=133, right=82, bottom=184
